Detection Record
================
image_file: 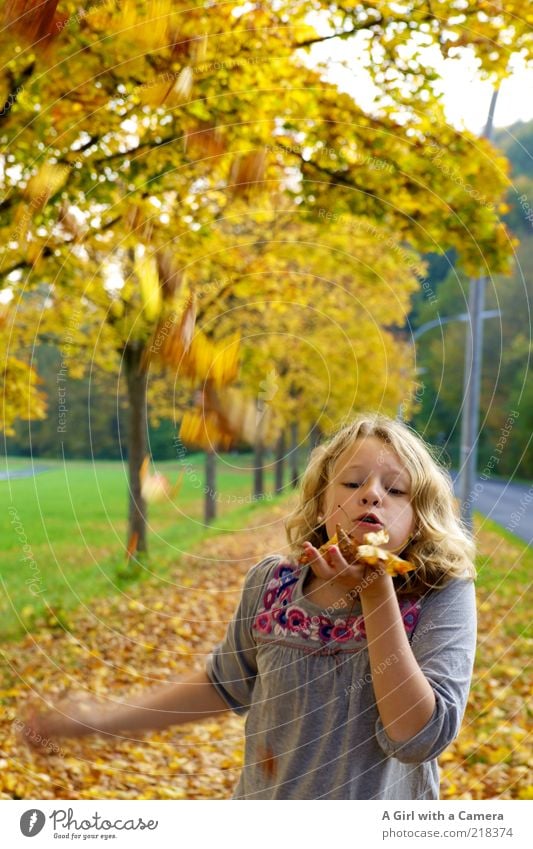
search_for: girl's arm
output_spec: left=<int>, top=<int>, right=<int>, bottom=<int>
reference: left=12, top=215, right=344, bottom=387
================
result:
left=359, top=575, right=436, bottom=743
left=305, top=542, right=436, bottom=744
left=21, top=669, right=231, bottom=747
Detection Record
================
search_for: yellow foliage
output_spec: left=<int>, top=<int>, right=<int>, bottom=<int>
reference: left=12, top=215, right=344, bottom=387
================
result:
left=135, top=248, right=162, bottom=322
left=25, top=163, right=69, bottom=210
left=0, top=352, right=48, bottom=436
left=179, top=409, right=233, bottom=450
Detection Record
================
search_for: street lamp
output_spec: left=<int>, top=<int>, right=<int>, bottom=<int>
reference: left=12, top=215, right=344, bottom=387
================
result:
left=412, top=311, right=501, bottom=342
left=458, top=86, right=500, bottom=531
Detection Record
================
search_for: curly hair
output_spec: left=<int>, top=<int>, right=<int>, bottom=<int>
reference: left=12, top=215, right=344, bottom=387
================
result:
left=284, top=412, right=476, bottom=596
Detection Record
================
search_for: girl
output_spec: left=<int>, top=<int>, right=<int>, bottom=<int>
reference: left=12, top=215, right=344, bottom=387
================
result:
left=20, top=413, right=477, bottom=800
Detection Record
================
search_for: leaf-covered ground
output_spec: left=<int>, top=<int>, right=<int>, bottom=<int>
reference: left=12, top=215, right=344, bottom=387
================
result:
left=1, top=511, right=530, bottom=799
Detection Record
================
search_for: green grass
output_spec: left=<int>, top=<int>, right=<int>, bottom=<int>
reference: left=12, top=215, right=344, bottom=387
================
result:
left=2, top=472, right=527, bottom=644
left=0, top=455, right=294, bottom=641
left=472, top=512, right=532, bottom=639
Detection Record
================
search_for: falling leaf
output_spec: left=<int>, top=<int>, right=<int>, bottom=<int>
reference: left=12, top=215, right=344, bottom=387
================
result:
left=135, top=247, right=162, bottom=322
left=230, top=149, right=267, bottom=197
left=173, top=67, right=193, bottom=101
left=125, top=532, right=138, bottom=561
left=4, top=0, right=65, bottom=48
left=25, top=163, right=70, bottom=209
left=141, top=472, right=170, bottom=504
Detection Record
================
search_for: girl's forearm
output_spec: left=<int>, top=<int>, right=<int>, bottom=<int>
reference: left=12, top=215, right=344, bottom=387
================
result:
left=98, top=669, right=230, bottom=737
left=360, top=577, right=435, bottom=743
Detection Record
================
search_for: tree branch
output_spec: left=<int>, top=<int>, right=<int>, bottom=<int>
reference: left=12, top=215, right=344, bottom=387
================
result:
left=0, top=62, right=36, bottom=124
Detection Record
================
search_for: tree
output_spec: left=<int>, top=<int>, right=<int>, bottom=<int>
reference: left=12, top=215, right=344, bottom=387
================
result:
left=411, top=116, right=533, bottom=477
left=1, top=0, right=522, bottom=554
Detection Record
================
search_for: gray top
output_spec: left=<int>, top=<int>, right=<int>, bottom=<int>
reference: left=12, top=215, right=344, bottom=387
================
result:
left=205, top=554, right=476, bottom=800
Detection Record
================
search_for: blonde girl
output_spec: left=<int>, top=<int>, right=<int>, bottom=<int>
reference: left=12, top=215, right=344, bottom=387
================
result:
left=21, top=413, right=476, bottom=800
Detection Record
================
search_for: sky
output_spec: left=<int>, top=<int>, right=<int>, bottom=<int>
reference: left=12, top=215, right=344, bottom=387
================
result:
left=309, top=33, right=533, bottom=137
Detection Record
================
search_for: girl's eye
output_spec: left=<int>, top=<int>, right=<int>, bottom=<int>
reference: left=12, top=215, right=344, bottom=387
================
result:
left=341, top=482, right=408, bottom=495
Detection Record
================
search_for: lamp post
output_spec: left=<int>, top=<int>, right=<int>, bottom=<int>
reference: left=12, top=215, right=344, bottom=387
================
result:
left=399, top=310, right=501, bottom=435
left=458, top=87, right=500, bottom=531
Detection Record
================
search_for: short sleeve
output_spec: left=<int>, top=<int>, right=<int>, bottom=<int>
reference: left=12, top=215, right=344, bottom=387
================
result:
left=375, top=577, right=477, bottom=764
left=205, top=555, right=282, bottom=715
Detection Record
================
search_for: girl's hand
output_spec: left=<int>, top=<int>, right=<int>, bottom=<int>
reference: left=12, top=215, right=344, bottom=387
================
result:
left=302, top=541, right=390, bottom=599
left=17, top=695, right=109, bottom=752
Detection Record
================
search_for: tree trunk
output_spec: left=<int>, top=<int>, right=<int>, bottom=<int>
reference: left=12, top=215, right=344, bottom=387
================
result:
left=289, top=420, right=299, bottom=488
left=309, top=421, right=322, bottom=450
left=274, top=430, right=285, bottom=495
left=124, top=342, right=149, bottom=555
left=204, top=449, right=216, bottom=524
left=254, top=398, right=265, bottom=499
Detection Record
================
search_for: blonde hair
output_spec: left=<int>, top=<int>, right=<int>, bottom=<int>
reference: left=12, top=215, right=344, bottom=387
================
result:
left=285, top=412, right=476, bottom=596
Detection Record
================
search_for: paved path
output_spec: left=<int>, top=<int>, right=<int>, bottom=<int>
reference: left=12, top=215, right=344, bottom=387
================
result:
left=0, top=465, right=52, bottom=481
left=453, top=476, right=533, bottom=545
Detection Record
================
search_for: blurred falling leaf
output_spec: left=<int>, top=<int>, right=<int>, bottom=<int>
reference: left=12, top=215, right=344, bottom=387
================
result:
left=25, top=163, right=70, bottom=210
left=125, top=531, right=139, bottom=561
left=135, top=247, right=162, bottom=322
left=184, top=123, right=226, bottom=159
left=4, top=0, right=67, bottom=48
left=230, top=149, right=267, bottom=197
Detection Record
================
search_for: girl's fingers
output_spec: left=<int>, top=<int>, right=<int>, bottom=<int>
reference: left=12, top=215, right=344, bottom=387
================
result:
left=327, top=545, right=359, bottom=579
left=305, top=544, right=359, bottom=583
left=303, top=543, right=336, bottom=580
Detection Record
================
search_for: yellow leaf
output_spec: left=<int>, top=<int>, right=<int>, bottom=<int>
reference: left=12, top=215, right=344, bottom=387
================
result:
left=518, top=786, right=533, bottom=800
left=486, top=746, right=512, bottom=764
left=25, top=163, right=70, bottom=207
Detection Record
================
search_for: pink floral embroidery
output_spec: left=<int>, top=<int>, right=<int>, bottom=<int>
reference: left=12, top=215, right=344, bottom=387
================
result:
left=400, top=601, right=420, bottom=633
left=252, top=561, right=422, bottom=645
left=331, top=621, right=354, bottom=642
left=255, top=612, right=272, bottom=634
left=286, top=606, right=309, bottom=633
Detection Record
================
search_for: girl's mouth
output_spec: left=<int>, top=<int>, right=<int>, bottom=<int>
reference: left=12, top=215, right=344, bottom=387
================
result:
left=353, top=518, right=384, bottom=530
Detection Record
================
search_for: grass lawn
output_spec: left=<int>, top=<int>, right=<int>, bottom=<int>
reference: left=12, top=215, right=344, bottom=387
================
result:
left=0, top=454, right=294, bottom=641
left=473, top=513, right=532, bottom=639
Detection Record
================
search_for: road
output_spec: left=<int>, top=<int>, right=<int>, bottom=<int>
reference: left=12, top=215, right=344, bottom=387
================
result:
left=453, top=476, right=533, bottom=546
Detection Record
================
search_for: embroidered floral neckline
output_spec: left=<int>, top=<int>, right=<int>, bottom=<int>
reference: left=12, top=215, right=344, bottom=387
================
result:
left=253, top=561, right=421, bottom=647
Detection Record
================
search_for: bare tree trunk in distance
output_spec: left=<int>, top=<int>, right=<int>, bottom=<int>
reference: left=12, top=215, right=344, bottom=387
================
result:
left=274, top=429, right=285, bottom=495
left=254, top=398, right=265, bottom=499
left=204, top=449, right=216, bottom=524
left=289, top=420, right=299, bottom=489
left=124, top=342, right=149, bottom=555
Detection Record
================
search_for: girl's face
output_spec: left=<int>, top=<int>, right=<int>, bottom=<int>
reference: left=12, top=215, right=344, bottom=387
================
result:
left=320, top=436, right=416, bottom=552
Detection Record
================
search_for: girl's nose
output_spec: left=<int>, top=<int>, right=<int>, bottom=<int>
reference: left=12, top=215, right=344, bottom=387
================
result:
left=358, top=478, right=382, bottom=505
